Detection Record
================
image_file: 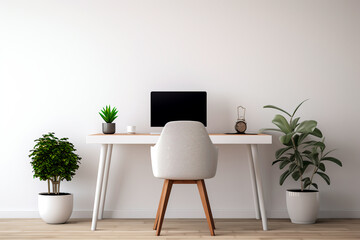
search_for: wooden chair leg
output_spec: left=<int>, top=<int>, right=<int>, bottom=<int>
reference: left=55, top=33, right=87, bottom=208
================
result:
left=200, top=180, right=215, bottom=230
left=156, top=179, right=173, bottom=236
left=153, top=180, right=167, bottom=230
left=197, top=179, right=215, bottom=236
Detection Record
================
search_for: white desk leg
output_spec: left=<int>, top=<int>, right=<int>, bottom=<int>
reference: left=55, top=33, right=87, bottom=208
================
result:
left=99, top=144, right=113, bottom=219
left=247, top=145, right=260, bottom=219
left=250, top=144, right=268, bottom=231
left=91, top=144, right=108, bottom=231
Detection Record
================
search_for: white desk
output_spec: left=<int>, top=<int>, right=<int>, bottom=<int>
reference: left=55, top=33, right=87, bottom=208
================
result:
left=86, top=133, right=272, bottom=231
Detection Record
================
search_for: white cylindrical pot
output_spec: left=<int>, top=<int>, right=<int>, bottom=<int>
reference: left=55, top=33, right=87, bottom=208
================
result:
left=286, top=189, right=319, bottom=224
left=38, top=193, right=73, bottom=224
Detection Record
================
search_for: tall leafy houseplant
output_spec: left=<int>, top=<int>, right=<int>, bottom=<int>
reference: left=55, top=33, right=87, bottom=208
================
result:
left=29, top=132, right=81, bottom=194
left=262, top=100, right=342, bottom=191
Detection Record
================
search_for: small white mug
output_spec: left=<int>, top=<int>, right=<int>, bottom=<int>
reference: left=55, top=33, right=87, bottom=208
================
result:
left=127, top=126, right=136, bottom=134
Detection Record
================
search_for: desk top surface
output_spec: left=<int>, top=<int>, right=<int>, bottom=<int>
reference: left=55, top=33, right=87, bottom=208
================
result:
left=87, top=133, right=272, bottom=144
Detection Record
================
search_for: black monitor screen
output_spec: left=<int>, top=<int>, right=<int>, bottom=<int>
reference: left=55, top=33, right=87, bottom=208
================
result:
left=151, top=91, right=207, bottom=127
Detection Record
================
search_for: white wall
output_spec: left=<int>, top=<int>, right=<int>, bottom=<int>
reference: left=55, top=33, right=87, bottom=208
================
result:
left=1, top=0, right=359, bottom=218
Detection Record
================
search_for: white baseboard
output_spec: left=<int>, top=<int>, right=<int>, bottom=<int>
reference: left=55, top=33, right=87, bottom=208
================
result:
left=1, top=209, right=360, bottom=218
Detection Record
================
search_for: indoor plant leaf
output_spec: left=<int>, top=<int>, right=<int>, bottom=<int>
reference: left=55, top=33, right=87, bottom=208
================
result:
left=302, top=177, right=311, bottom=189
left=291, top=170, right=301, bottom=181
left=310, top=128, right=323, bottom=138
left=279, top=132, right=295, bottom=145
left=291, top=99, right=309, bottom=117
left=317, top=172, right=330, bottom=185
left=280, top=160, right=291, bottom=169
left=302, top=161, right=313, bottom=173
left=264, top=105, right=291, bottom=117
left=297, top=133, right=309, bottom=145
left=296, top=120, right=317, bottom=134
left=259, top=128, right=283, bottom=133
left=294, top=150, right=304, bottom=168
left=321, top=157, right=342, bottom=166
left=290, top=117, right=300, bottom=131
left=322, top=149, right=336, bottom=158
left=313, top=142, right=326, bottom=152
left=275, top=146, right=293, bottom=159
left=272, top=159, right=282, bottom=165
left=280, top=170, right=291, bottom=185
left=289, top=162, right=297, bottom=172
left=272, top=114, right=291, bottom=133
left=273, top=156, right=289, bottom=165
left=311, top=183, right=318, bottom=189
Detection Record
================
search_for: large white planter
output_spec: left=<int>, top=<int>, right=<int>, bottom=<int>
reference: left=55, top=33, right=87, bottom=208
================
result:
left=38, top=193, right=73, bottom=224
left=286, top=189, right=319, bottom=224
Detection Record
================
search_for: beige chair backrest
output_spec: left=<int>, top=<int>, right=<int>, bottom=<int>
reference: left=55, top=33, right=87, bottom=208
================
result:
left=151, top=121, right=218, bottom=180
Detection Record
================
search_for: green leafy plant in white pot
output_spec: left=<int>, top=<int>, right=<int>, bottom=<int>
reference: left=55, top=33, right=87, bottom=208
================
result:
left=29, top=132, right=81, bottom=224
left=262, top=100, right=342, bottom=224
left=100, top=105, right=118, bottom=134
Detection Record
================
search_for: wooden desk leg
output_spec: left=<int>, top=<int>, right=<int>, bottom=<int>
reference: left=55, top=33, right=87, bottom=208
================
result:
left=250, top=144, right=268, bottom=231
left=99, top=144, right=113, bottom=220
left=91, top=144, right=108, bottom=231
left=247, top=145, right=260, bottom=220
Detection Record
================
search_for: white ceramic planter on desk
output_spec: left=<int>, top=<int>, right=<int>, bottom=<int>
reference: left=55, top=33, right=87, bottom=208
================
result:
left=286, top=190, right=319, bottom=224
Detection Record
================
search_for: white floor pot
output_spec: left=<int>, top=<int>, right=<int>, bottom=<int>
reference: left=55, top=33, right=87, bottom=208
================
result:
left=38, top=193, right=73, bottom=224
left=286, top=189, right=319, bottom=224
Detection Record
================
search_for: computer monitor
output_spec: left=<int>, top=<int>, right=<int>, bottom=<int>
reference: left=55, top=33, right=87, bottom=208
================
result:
left=150, top=91, right=207, bottom=127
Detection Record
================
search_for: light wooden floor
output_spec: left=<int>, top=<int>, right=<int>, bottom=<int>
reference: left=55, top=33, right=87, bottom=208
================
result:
left=0, top=218, right=359, bottom=240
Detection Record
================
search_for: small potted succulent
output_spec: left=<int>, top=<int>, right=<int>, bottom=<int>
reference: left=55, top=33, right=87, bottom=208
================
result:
left=99, top=105, right=118, bottom=134
left=262, top=100, right=342, bottom=224
left=29, top=132, right=81, bottom=224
